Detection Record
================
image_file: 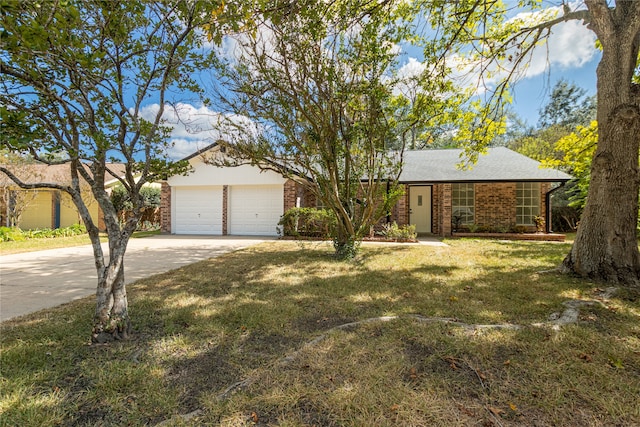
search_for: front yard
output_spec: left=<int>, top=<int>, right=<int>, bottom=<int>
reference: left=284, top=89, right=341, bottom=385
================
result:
left=1, top=239, right=639, bottom=426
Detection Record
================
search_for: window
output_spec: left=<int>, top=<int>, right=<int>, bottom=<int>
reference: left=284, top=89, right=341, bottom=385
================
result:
left=516, top=182, right=540, bottom=225
left=452, top=183, right=474, bottom=224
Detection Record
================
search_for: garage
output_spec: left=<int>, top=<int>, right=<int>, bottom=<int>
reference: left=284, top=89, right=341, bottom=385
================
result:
left=165, top=147, right=289, bottom=236
left=173, top=186, right=223, bottom=234
left=228, top=185, right=284, bottom=236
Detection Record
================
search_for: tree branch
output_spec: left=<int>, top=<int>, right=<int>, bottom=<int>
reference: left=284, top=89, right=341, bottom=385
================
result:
left=0, top=166, right=70, bottom=192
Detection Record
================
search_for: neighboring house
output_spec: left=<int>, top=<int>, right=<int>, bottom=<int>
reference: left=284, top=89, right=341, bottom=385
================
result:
left=0, top=163, right=126, bottom=230
left=160, top=144, right=572, bottom=237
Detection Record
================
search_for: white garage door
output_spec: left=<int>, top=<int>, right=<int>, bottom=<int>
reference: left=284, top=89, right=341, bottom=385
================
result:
left=228, top=185, right=283, bottom=236
left=174, top=186, right=223, bottom=234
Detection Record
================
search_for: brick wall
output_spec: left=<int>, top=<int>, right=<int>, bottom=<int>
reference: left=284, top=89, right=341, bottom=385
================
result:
left=284, top=180, right=318, bottom=210
left=432, top=184, right=441, bottom=235
left=284, top=179, right=298, bottom=211
left=474, top=183, right=516, bottom=229
left=375, top=181, right=553, bottom=237
left=160, top=182, right=171, bottom=233
left=391, top=185, right=409, bottom=226
left=541, top=182, right=550, bottom=231
left=441, top=184, right=452, bottom=236
left=222, top=185, right=228, bottom=235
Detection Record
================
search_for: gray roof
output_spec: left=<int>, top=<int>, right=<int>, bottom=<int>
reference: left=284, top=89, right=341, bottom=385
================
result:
left=399, top=147, right=573, bottom=183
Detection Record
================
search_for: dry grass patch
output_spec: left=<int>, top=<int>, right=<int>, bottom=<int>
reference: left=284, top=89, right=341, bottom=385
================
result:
left=1, top=239, right=639, bottom=426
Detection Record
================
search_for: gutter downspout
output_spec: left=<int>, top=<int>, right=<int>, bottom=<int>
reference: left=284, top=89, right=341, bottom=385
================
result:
left=545, top=182, right=566, bottom=233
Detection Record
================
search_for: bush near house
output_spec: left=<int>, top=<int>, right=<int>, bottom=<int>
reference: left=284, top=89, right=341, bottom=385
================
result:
left=378, top=221, right=417, bottom=241
left=0, top=223, right=87, bottom=242
left=110, top=186, right=161, bottom=229
left=278, top=207, right=336, bottom=238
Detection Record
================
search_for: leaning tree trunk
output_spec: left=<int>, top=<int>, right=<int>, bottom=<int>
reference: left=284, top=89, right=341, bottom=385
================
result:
left=561, top=6, right=640, bottom=287
left=91, top=237, right=132, bottom=343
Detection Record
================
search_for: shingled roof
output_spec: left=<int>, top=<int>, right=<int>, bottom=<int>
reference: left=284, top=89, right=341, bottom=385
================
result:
left=399, top=147, right=573, bottom=183
left=0, top=163, right=127, bottom=187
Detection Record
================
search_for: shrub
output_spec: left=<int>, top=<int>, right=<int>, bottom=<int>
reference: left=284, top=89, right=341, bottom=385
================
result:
left=111, top=185, right=161, bottom=212
left=379, top=222, right=417, bottom=241
left=110, top=185, right=161, bottom=230
left=0, top=227, right=26, bottom=242
left=466, top=223, right=480, bottom=233
left=278, top=207, right=336, bottom=238
left=552, top=206, right=580, bottom=232
left=509, top=224, right=528, bottom=234
left=0, top=224, right=87, bottom=241
left=533, top=215, right=546, bottom=233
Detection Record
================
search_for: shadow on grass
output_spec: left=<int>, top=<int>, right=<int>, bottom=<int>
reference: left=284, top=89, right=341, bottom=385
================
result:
left=1, top=240, right=639, bottom=426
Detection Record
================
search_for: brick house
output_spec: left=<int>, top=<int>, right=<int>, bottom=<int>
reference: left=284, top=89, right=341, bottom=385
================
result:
left=160, top=145, right=571, bottom=237
left=384, top=148, right=572, bottom=235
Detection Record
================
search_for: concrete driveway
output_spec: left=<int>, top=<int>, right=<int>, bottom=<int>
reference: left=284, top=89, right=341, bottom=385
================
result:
left=0, top=235, right=273, bottom=322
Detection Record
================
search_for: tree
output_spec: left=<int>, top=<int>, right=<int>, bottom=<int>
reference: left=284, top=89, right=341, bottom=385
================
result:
left=550, top=2, right=640, bottom=286
left=435, top=1, right=639, bottom=286
left=207, top=0, right=497, bottom=258
left=543, top=121, right=598, bottom=210
left=538, top=78, right=596, bottom=129
left=505, top=80, right=596, bottom=162
left=0, top=0, right=216, bottom=341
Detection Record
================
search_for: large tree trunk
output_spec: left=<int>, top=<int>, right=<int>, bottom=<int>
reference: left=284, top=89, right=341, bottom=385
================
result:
left=561, top=3, right=640, bottom=287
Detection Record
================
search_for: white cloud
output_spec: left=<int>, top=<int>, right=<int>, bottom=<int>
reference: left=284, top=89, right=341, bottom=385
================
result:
left=135, top=103, right=219, bottom=159
left=136, top=102, right=222, bottom=140
left=135, top=102, right=260, bottom=160
left=397, top=57, right=426, bottom=80
left=543, top=19, right=597, bottom=70
left=437, top=3, right=598, bottom=96
left=165, top=138, right=213, bottom=160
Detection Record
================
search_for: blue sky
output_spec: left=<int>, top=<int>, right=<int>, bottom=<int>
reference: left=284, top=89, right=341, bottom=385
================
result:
left=143, top=1, right=602, bottom=159
left=509, top=50, right=599, bottom=126
left=500, top=1, right=600, bottom=125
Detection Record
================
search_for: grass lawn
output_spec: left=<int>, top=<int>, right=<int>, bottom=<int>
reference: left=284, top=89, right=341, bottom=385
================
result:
left=1, top=239, right=638, bottom=426
left=0, top=230, right=160, bottom=255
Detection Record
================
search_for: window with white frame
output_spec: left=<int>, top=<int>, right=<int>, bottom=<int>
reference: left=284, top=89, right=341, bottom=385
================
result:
left=516, top=182, right=540, bottom=225
left=452, top=183, right=475, bottom=225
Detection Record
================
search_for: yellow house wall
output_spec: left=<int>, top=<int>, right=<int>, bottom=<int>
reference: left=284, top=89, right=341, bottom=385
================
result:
left=19, top=191, right=53, bottom=230
left=59, top=192, right=99, bottom=228
left=15, top=190, right=100, bottom=230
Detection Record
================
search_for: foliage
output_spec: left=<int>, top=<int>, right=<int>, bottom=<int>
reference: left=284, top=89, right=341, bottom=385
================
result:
left=378, top=221, right=417, bottom=241
left=0, top=226, right=25, bottom=242
left=533, top=215, right=545, bottom=233
left=542, top=121, right=598, bottom=210
left=0, top=224, right=86, bottom=242
left=278, top=207, right=336, bottom=238
left=207, top=0, right=502, bottom=259
left=537, top=79, right=596, bottom=129
left=110, top=186, right=161, bottom=212
left=0, top=0, right=217, bottom=340
left=506, top=80, right=596, bottom=163
left=467, top=223, right=480, bottom=233
left=552, top=205, right=580, bottom=232
left=543, top=118, right=639, bottom=238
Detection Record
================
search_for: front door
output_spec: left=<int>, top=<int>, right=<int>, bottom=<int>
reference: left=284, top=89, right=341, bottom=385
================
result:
left=409, top=186, right=432, bottom=233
